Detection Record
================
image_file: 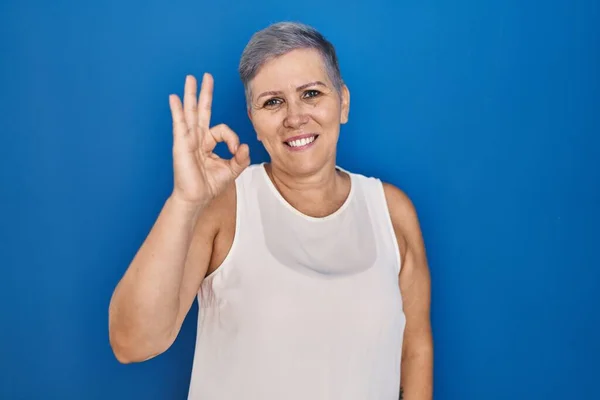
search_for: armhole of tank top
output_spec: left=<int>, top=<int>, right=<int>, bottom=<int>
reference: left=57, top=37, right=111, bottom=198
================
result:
left=201, top=174, right=244, bottom=281
left=375, top=178, right=402, bottom=276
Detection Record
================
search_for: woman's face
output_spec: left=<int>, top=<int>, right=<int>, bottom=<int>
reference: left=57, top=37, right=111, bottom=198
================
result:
left=248, top=48, right=350, bottom=176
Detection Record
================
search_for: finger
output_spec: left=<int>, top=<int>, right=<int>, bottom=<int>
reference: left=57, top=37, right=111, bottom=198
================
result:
left=197, top=73, right=214, bottom=130
left=169, top=94, right=188, bottom=140
left=183, top=75, right=198, bottom=130
left=204, top=124, right=240, bottom=154
left=229, top=143, right=251, bottom=176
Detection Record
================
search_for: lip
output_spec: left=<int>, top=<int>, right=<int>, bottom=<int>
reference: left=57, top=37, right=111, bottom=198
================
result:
left=283, top=133, right=318, bottom=143
left=283, top=133, right=319, bottom=152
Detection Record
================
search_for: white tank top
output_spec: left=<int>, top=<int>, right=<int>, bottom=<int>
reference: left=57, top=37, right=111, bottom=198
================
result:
left=187, top=163, right=406, bottom=400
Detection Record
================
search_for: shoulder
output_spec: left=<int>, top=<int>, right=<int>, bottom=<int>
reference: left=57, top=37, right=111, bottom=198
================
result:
left=381, top=182, right=418, bottom=226
left=198, top=163, right=260, bottom=227
left=187, top=181, right=236, bottom=247
left=343, top=169, right=420, bottom=237
left=199, top=163, right=264, bottom=234
left=380, top=182, right=425, bottom=261
left=191, top=165, right=253, bottom=240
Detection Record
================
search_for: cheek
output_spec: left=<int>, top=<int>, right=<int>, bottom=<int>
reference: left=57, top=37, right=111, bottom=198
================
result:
left=253, top=113, right=283, bottom=141
left=311, top=103, right=341, bottom=126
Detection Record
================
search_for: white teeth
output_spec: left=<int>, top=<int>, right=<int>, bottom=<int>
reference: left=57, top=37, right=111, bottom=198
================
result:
left=287, top=136, right=316, bottom=147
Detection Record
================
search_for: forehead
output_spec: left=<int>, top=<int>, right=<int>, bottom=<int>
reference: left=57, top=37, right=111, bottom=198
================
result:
left=250, top=48, right=330, bottom=93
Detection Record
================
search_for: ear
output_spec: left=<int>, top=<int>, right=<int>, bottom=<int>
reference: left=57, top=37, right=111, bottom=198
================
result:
left=340, top=84, right=350, bottom=124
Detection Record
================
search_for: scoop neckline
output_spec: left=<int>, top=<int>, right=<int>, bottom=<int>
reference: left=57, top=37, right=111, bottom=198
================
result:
left=259, top=162, right=355, bottom=222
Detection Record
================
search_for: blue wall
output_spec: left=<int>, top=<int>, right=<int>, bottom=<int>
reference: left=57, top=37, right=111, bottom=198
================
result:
left=1, top=0, right=598, bottom=399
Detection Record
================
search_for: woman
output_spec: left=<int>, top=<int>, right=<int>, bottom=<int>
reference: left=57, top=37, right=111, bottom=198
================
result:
left=108, top=22, right=433, bottom=400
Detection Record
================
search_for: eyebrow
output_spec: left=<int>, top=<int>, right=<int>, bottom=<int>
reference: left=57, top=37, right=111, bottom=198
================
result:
left=256, top=81, right=328, bottom=101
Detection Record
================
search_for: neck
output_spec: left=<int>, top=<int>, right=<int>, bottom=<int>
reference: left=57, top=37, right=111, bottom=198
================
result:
left=264, top=161, right=350, bottom=218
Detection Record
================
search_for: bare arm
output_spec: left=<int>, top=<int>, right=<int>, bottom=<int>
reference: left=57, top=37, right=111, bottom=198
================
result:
left=384, top=183, right=433, bottom=400
left=108, top=73, right=249, bottom=363
left=108, top=194, right=223, bottom=363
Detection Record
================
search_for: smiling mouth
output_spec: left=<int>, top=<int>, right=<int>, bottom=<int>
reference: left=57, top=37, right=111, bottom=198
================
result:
left=284, top=134, right=319, bottom=148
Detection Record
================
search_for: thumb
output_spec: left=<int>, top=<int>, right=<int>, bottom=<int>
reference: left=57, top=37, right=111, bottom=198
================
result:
left=229, top=143, right=250, bottom=177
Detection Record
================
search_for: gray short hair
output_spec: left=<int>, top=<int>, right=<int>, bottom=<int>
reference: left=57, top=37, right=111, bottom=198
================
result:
left=238, top=21, right=344, bottom=108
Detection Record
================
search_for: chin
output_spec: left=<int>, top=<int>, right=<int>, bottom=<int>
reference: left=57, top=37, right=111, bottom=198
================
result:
left=265, top=134, right=338, bottom=177
left=276, top=153, right=335, bottom=178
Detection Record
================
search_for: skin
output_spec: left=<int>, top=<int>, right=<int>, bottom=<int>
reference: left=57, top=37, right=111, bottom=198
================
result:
left=386, top=183, right=434, bottom=399
left=248, top=48, right=351, bottom=217
left=108, top=47, right=432, bottom=399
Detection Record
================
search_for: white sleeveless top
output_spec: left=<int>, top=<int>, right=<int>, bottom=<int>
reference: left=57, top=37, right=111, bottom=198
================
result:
left=187, top=163, right=406, bottom=400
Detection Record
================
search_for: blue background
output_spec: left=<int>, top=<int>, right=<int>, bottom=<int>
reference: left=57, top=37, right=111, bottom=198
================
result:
left=1, top=0, right=598, bottom=399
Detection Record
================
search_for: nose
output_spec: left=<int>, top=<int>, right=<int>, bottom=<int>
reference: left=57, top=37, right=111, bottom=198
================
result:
left=283, top=99, right=309, bottom=129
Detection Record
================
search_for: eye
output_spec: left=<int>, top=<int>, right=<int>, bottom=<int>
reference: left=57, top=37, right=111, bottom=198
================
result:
left=263, top=97, right=283, bottom=108
left=303, top=89, right=321, bottom=99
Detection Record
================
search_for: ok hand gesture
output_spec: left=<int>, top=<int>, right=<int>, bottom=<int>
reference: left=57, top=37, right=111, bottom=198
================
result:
left=168, top=73, right=250, bottom=207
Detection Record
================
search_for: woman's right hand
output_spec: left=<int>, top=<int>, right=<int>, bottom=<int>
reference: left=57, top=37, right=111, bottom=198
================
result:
left=168, top=73, right=250, bottom=208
